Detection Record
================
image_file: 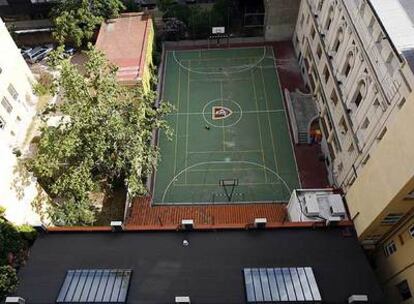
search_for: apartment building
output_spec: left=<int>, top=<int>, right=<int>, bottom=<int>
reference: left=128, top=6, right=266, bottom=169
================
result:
left=293, top=0, right=414, bottom=301
left=0, top=18, right=44, bottom=225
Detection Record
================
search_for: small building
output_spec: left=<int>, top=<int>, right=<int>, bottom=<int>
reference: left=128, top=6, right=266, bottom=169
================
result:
left=95, top=12, right=154, bottom=93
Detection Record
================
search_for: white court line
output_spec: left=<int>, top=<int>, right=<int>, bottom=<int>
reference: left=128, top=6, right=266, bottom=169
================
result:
left=172, top=57, right=182, bottom=177
left=188, top=149, right=262, bottom=154
left=172, top=47, right=267, bottom=75
left=259, top=48, right=280, bottom=174
left=184, top=59, right=191, bottom=184
left=250, top=61, right=267, bottom=183
left=174, top=182, right=281, bottom=187
left=161, top=160, right=291, bottom=203
left=167, top=109, right=284, bottom=116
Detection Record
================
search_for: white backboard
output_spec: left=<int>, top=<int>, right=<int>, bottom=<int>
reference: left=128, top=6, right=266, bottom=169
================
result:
left=212, top=26, right=225, bottom=34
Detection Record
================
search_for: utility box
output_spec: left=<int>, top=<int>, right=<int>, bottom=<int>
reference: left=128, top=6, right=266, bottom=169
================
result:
left=110, top=221, right=123, bottom=232
left=254, top=218, right=267, bottom=229
left=5, top=297, right=26, bottom=304
left=181, top=219, right=194, bottom=230
left=175, top=296, right=191, bottom=303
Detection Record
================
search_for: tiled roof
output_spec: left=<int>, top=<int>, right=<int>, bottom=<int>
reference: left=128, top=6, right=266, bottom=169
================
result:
left=95, top=13, right=152, bottom=85
left=126, top=196, right=287, bottom=228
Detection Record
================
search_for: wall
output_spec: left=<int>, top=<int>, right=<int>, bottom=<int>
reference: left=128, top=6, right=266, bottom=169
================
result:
left=0, top=18, right=45, bottom=225
left=346, top=91, right=414, bottom=239
left=374, top=214, right=414, bottom=304
left=264, top=0, right=301, bottom=41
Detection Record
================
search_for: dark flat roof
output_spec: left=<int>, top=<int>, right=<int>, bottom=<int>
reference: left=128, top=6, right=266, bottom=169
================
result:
left=15, top=228, right=384, bottom=304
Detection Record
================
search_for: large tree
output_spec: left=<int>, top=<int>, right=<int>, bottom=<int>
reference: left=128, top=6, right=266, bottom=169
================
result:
left=52, top=0, right=125, bottom=47
left=28, top=47, right=172, bottom=226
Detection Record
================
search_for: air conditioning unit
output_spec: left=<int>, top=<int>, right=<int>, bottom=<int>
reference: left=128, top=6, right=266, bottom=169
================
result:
left=175, top=296, right=191, bottom=303
left=181, top=219, right=194, bottom=230
left=5, top=297, right=25, bottom=304
left=254, top=218, right=267, bottom=229
left=110, top=221, right=123, bottom=232
left=328, top=194, right=346, bottom=217
left=325, top=216, right=342, bottom=226
left=304, top=194, right=320, bottom=217
left=32, top=223, right=47, bottom=233
left=348, top=294, right=368, bottom=303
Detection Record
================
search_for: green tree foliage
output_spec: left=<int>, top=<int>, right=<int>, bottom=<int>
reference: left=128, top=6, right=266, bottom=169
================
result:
left=28, top=47, right=172, bottom=226
left=52, top=0, right=125, bottom=47
left=0, top=209, right=37, bottom=301
left=160, top=0, right=236, bottom=39
left=0, top=266, right=18, bottom=301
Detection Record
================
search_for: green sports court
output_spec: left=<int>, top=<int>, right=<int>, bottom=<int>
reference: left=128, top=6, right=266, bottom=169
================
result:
left=153, top=46, right=300, bottom=205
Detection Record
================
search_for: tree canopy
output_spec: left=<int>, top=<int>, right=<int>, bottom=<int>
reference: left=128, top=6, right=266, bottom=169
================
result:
left=52, top=0, right=125, bottom=47
left=28, top=47, right=172, bottom=226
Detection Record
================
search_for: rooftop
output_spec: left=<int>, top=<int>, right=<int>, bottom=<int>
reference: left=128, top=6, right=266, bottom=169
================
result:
left=16, top=228, right=383, bottom=304
left=369, top=0, right=414, bottom=68
left=95, top=12, right=152, bottom=85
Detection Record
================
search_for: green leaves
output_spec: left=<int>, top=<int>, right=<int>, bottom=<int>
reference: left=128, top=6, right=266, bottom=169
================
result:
left=28, top=47, right=172, bottom=226
left=0, top=266, right=18, bottom=301
left=52, top=0, right=125, bottom=47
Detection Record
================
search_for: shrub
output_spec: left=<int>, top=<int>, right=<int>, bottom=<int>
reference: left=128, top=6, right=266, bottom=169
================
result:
left=33, top=72, right=54, bottom=96
left=0, top=220, right=24, bottom=265
left=17, top=225, right=38, bottom=246
left=0, top=266, right=18, bottom=301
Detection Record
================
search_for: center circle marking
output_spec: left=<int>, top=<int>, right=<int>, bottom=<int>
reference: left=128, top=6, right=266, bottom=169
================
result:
left=202, top=98, right=242, bottom=128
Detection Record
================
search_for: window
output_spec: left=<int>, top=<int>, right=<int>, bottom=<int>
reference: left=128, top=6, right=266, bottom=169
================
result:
left=353, top=81, right=365, bottom=108
left=384, top=241, right=397, bottom=257
left=244, top=267, right=322, bottom=302
left=396, top=280, right=412, bottom=301
left=409, top=225, right=414, bottom=238
left=330, top=90, right=338, bottom=105
left=339, top=117, right=348, bottom=134
left=7, top=84, right=18, bottom=100
left=311, top=26, right=316, bottom=39
left=325, top=6, right=334, bottom=31
left=317, top=45, right=322, bottom=59
left=343, top=52, right=354, bottom=77
left=57, top=269, right=132, bottom=303
left=323, top=66, right=330, bottom=83
left=0, top=116, right=5, bottom=129
left=317, top=0, right=324, bottom=11
left=1, top=97, right=12, bottom=113
left=333, top=28, right=344, bottom=53
left=354, top=92, right=362, bottom=108
left=361, top=117, right=370, bottom=129
left=381, top=213, right=404, bottom=225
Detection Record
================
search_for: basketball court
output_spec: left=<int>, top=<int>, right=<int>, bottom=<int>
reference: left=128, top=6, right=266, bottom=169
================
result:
left=153, top=46, right=300, bottom=205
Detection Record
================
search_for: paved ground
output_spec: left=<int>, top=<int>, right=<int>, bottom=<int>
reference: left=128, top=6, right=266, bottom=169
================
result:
left=16, top=228, right=384, bottom=304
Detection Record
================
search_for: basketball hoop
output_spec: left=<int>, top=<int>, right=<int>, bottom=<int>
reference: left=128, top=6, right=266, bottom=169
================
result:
left=219, top=178, right=239, bottom=202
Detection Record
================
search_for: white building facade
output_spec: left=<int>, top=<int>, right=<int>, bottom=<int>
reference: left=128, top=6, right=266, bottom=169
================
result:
left=293, top=0, right=414, bottom=191
left=0, top=18, right=45, bottom=225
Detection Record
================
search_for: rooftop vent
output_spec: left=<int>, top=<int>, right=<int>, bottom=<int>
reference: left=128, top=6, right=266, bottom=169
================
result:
left=110, top=221, right=124, bottom=232
left=254, top=218, right=267, bottom=229
left=348, top=294, right=368, bottom=303
left=181, top=219, right=194, bottom=230
left=5, top=297, right=25, bottom=304
left=175, top=296, right=191, bottom=303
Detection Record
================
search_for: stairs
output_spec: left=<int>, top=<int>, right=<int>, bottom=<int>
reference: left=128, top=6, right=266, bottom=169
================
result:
left=298, top=132, right=309, bottom=144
